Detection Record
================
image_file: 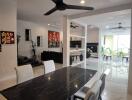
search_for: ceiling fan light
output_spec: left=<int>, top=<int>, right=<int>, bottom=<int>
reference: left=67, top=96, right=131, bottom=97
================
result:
left=80, top=0, right=85, bottom=4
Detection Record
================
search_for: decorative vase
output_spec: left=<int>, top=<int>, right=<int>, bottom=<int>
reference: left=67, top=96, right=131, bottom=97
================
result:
left=70, top=56, right=72, bottom=65
left=80, top=54, right=83, bottom=61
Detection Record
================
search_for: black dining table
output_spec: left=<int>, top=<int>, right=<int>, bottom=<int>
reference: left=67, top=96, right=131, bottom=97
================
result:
left=0, top=67, right=97, bottom=100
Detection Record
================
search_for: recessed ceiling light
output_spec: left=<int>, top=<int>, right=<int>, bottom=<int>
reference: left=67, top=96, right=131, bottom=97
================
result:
left=80, top=0, right=85, bottom=4
left=48, top=24, right=50, bottom=26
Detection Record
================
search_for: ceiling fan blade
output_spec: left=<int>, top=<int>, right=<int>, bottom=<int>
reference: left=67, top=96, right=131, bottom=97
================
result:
left=52, top=0, right=63, bottom=3
left=44, top=7, right=57, bottom=15
left=66, top=5, right=94, bottom=10
left=109, top=27, right=129, bottom=30
left=109, top=27, right=118, bottom=30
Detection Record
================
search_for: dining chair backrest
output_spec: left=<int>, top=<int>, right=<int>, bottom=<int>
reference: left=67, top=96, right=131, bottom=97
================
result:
left=15, top=64, right=34, bottom=84
left=84, top=80, right=102, bottom=100
left=99, top=73, right=106, bottom=96
left=85, top=72, right=101, bottom=88
left=73, top=72, right=101, bottom=100
left=43, top=60, right=55, bottom=74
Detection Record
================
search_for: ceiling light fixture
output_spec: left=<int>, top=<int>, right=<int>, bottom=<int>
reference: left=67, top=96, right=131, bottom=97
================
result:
left=48, top=24, right=50, bottom=26
left=80, top=0, right=85, bottom=4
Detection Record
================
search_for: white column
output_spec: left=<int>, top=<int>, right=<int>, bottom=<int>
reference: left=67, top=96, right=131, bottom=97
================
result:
left=0, top=0, right=17, bottom=81
left=63, top=16, right=70, bottom=67
left=83, top=24, right=87, bottom=69
left=98, top=28, right=103, bottom=72
left=128, top=9, right=132, bottom=94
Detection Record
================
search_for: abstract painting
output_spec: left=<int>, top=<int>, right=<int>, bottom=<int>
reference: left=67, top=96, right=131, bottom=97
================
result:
left=1, top=31, right=15, bottom=44
left=48, top=30, right=60, bottom=48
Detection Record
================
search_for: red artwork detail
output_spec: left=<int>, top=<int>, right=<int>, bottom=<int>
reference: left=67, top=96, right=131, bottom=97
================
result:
left=1, top=31, right=15, bottom=44
left=48, top=31, right=60, bottom=48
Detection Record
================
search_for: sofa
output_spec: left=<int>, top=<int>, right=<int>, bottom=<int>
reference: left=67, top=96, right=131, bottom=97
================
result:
left=18, top=56, right=42, bottom=67
left=41, top=51, right=63, bottom=64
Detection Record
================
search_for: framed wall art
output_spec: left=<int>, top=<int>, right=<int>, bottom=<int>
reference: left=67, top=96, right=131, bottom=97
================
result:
left=48, top=30, right=60, bottom=48
left=0, top=44, right=1, bottom=52
left=37, top=36, right=40, bottom=47
left=25, top=29, right=31, bottom=41
left=0, top=33, right=1, bottom=52
left=1, top=31, right=15, bottom=44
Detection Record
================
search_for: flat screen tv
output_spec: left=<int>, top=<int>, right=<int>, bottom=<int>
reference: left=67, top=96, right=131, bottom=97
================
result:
left=87, top=43, right=98, bottom=53
left=70, top=41, right=81, bottom=48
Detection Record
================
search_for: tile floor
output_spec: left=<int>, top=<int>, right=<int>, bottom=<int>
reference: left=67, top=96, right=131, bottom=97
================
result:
left=102, top=80, right=127, bottom=100
left=87, top=57, right=129, bottom=100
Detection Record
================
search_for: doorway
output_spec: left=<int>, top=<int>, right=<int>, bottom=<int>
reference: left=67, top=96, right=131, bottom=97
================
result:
left=73, top=9, right=131, bottom=100
left=100, top=28, right=130, bottom=85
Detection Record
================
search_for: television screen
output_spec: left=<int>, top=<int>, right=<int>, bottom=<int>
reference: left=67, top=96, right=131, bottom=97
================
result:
left=70, top=41, right=81, bottom=48
left=87, top=43, right=98, bottom=53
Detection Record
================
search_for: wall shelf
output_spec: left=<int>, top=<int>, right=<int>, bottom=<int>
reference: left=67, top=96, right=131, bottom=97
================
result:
left=70, top=48, right=85, bottom=53
left=69, top=22, right=87, bottom=68
left=70, top=61, right=85, bottom=67
left=70, top=34, right=85, bottom=39
left=63, top=18, right=86, bottom=68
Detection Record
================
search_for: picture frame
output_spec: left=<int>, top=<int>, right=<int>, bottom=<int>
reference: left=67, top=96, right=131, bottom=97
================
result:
left=0, top=31, right=15, bottom=44
left=37, top=36, right=40, bottom=47
left=48, top=30, right=60, bottom=48
left=25, top=29, right=31, bottom=41
left=0, top=33, right=1, bottom=52
left=0, top=44, right=1, bottom=52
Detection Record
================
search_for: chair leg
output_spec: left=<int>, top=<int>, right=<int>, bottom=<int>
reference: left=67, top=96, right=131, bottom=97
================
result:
left=73, top=96, right=77, bottom=100
left=73, top=96, right=84, bottom=100
left=98, top=96, right=102, bottom=100
left=68, top=98, right=71, bottom=100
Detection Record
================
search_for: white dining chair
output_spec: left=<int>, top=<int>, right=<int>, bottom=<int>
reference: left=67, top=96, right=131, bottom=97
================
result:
left=84, top=80, right=102, bottom=100
left=0, top=93, right=7, bottom=100
left=15, top=64, right=34, bottom=84
left=73, top=80, right=102, bottom=100
left=73, top=72, right=101, bottom=100
left=43, top=60, right=55, bottom=74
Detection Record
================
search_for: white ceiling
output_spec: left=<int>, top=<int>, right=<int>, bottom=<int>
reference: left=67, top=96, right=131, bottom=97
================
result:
left=73, top=9, right=131, bottom=29
left=17, top=0, right=132, bottom=25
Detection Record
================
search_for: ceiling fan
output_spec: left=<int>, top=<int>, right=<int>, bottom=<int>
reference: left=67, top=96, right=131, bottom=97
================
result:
left=109, top=22, right=130, bottom=30
left=44, top=0, right=94, bottom=16
left=70, top=22, right=79, bottom=29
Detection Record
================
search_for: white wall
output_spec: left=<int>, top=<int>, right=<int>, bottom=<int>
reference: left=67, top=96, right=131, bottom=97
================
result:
left=0, top=0, right=17, bottom=81
left=128, top=9, right=132, bottom=94
left=70, top=24, right=85, bottom=36
left=87, top=27, right=99, bottom=43
left=17, top=20, right=63, bottom=60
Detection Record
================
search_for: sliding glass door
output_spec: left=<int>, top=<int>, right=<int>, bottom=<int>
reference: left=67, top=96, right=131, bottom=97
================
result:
left=100, top=29, right=130, bottom=83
